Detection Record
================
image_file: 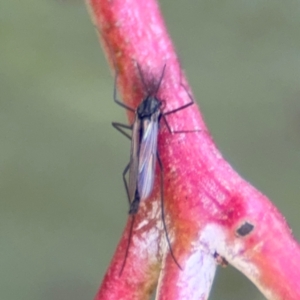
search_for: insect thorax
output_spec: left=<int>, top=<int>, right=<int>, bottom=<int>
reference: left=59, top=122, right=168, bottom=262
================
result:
left=137, top=96, right=162, bottom=119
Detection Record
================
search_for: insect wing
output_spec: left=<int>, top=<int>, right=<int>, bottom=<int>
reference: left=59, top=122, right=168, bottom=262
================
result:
left=138, top=111, right=160, bottom=199
left=128, top=116, right=142, bottom=202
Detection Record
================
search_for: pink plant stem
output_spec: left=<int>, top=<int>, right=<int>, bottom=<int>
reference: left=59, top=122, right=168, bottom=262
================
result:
left=85, top=0, right=300, bottom=299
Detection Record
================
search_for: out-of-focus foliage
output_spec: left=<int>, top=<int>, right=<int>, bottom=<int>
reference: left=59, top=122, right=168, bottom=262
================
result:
left=0, top=1, right=299, bottom=299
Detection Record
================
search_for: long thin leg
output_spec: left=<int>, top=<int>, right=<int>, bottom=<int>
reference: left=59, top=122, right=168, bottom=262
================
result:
left=157, top=152, right=182, bottom=270
left=122, top=163, right=131, bottom=206
left=112, top=122, right=132, bottom=140
left=96, top=29, right=135, bottom=113
left=164, top=63, right=195, bottom=116
left=119, top=163, right=138, bottom=276
left=163, top=83, right=194, bottom=116
left=119, top=215, right=135, bottom=276
left=122, top=161, right=140, bottom=214
left=94, top=26, right=135, bottom=113
left=161, top=80, right=201, bottom=134
left=161, top=114, right=201, bottom=134
left=113, top=71, right=135, bottom=112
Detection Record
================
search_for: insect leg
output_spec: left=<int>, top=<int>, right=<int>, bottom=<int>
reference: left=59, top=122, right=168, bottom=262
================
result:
left=95, top=27, right=135, bottom=113
left=161, top=113, right=201, bottom=134
left=112, top=122, right=132, bottom=140
left=158, top=68, right=201, bottom=134
left=120, top=165, right=138, bottom=275
left=157, top=152, right=182, bottom=270
left=160, top=114, right=173, bottom=134
left=113, top=71, right=135, bottom=112
left=163, top=83, right=195, bottom=116
left=161, top=82, right=201, bottom=134
left=163, top=62, right=195, bottom=116
left=122, top=162, right=131, bottom=206
left=162, top=61, right=194, bottom=115
left=119, top=215, right=135, bottom=276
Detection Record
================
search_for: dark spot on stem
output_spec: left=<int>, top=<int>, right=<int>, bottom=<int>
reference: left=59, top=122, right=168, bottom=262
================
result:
left=236, top=222, right=254, bottom=237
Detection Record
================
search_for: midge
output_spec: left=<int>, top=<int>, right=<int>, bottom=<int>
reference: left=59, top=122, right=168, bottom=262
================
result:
left=112, top=63, right=198, bottom=275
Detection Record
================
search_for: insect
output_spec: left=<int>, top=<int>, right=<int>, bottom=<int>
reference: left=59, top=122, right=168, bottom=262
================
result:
left=112, top=63, right=198, bottom=275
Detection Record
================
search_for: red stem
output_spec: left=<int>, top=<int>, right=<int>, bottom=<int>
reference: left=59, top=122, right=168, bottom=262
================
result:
left=85, top=0, right=300, bottom=299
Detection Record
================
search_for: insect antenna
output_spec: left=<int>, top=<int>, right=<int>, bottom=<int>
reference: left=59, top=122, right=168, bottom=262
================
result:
left=153, top=64, right=166, bottom=96
left=135, top=63, right=149, bottom=94
left=135, top=63, right=167, bottom=96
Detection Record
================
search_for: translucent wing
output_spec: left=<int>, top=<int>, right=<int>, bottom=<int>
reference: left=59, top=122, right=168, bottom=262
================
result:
left=137, top=111, right=160, bottom=199
left=128, top=116, right=141, bottom=203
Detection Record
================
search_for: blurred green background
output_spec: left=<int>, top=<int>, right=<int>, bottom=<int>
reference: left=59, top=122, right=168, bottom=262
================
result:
left=1, top=0, right=300, bottom=299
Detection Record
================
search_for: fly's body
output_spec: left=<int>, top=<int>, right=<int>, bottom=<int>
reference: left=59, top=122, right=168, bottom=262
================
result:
left=128, top=96, right=162, bottom=214
left=112, top=64, right=198, bottom=275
